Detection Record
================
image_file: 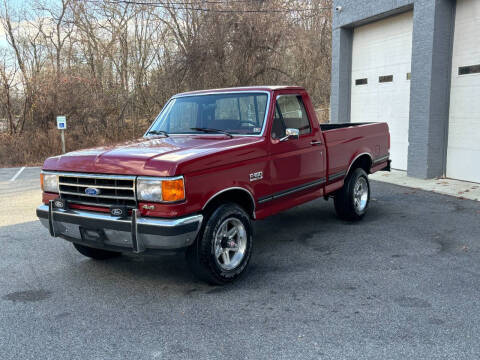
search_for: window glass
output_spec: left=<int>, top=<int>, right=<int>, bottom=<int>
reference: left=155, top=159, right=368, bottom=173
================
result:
left=355, top=78, right=368, bottom=85
left=164, top=100, right=198, bottom=132
left=238, top=95, right=266, bottom=125
left=149, top=92, right=268, bottom=135
left=459, top=64, right=480, bottom=75
left=215, top=98, right=239, bottom=120
left=272, top=95, right=311, bottom=139
left=379, top=75, right=393, bottom=83
left=271, top=106, right=286, bottom=140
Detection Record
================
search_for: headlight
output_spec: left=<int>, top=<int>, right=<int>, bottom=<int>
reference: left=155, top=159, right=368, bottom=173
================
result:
left=137, top=177, right=185, bottom=203
left=40, top=173, right=59, bottom=193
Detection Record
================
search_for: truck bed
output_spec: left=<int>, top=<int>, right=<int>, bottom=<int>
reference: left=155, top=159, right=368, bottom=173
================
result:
left=321, top=122, right=390, bottom=181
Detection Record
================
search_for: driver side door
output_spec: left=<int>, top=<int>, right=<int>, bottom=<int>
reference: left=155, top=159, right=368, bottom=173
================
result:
left=267, top=93, right=326, bottom=201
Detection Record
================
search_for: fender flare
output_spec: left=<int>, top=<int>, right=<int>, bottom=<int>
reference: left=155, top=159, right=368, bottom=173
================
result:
left=202, top=187, right=256, bottom=218
left=346, top=152, right=373, bottom=176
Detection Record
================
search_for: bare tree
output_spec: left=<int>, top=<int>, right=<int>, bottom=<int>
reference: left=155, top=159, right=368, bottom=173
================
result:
left=0, top=51, right=17, bottom=134
left=0, top=0, right=333, bottom=165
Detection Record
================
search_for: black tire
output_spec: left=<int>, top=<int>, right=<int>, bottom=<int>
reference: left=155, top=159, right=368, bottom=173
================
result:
left=334, top=167, right=370, bottom=221
left=73, top=243, right=121, bottom=260
left=186, top=203, right=253, bottom=285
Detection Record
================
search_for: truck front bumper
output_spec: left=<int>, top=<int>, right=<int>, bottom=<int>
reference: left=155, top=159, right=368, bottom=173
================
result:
left=36, top=203, right=203, bottom=253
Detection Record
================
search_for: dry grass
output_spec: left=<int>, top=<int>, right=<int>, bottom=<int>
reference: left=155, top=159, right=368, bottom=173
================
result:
left=0, top=123, right=149, bottom=167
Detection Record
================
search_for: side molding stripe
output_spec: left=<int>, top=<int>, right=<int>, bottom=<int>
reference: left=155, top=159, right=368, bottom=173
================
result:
left=257, top=178, right=326, bottom=204
left=373, top=154, right=390, bottom=164
left=328, top=171, right=346, bottom=182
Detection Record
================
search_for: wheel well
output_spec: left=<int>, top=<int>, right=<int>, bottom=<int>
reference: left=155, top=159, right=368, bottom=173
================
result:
left=203, top=189, right=255, bottom=219
left=348, top=154, right=372, bottom=175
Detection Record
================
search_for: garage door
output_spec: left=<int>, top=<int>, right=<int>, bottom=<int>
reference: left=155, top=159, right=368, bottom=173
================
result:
left=351, top=11, right=413, bottom=170
left=447, top=0, right=480, bottom=183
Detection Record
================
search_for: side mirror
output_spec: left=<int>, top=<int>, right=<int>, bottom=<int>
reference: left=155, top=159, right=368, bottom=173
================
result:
left=280, top=128, right=300, bottom=142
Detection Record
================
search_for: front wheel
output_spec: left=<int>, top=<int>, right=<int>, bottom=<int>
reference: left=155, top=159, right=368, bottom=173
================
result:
left=334, top=167, right=370, bottom=221
left=186, top=203, right=253, bottom=285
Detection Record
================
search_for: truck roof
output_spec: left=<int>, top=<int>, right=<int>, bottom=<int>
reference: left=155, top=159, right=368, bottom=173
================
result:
left=175, top=86, right=305, bottom=97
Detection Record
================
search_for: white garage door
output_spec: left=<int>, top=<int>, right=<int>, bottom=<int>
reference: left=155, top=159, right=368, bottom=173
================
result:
left=351, top=11, right=413, bottom=170
left=447, top=0, right=480, bottom=183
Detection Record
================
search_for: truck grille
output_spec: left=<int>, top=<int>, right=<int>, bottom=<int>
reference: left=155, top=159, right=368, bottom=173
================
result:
left=58, top=173, right=136, bottom=208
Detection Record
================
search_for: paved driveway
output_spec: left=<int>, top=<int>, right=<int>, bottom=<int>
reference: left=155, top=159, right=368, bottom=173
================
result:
left=1, top=172, right=480, bottom=359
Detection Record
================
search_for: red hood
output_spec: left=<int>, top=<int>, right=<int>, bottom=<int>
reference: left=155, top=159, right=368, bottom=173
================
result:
left=43, top=135, right=266, bottom=176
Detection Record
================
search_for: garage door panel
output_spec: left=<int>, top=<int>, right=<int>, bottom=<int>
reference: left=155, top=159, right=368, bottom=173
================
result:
left=447, top=117, right=480, bottom=149
left=449, top=82, right=480, bottom=118
left=447, top=0, right=480, bottom=183
left=447, top=148, right=480, bottom=183
left=351, top=11, right=413, bottom=170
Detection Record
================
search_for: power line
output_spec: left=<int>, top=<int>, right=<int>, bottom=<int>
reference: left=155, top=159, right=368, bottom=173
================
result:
left=85, top=0, right=331, bottom=13
left=114, top=0, right=330, bottom=12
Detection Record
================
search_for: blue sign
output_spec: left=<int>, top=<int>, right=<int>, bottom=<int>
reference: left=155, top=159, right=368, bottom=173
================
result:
left=56, top=116, right=67, bottom=130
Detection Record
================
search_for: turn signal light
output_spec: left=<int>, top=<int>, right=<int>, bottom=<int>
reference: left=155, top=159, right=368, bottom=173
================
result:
left=161, top=178, right=185, bottom=202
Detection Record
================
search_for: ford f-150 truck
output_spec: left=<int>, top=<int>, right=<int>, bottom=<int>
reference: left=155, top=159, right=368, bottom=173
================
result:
left=37, top=86, right=390, bottom=284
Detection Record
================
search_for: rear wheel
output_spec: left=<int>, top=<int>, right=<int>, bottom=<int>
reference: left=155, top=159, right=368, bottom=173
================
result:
left=186, top=203, right=253, bottom=285
left=73, top=243, right=121, bottom=260
left=334, top=167, right=370, bottom=221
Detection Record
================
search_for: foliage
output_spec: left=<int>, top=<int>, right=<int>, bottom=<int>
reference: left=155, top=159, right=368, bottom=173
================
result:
left=0, top=0, right=332, bottom=165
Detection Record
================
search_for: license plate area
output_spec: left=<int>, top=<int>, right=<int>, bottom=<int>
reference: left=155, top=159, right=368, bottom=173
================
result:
left=79, top=227, right=105, bottom=242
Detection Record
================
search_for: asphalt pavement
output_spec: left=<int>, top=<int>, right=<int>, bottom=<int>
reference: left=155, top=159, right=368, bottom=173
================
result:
left=1, top=169, right=480, bottom=359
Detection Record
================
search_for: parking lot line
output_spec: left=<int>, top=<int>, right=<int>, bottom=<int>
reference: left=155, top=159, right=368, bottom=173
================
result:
left=9, top=167, right=25, bottom=182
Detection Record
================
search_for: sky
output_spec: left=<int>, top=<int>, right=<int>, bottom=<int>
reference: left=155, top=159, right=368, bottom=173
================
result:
left=0, top=0, right=59, bottom=49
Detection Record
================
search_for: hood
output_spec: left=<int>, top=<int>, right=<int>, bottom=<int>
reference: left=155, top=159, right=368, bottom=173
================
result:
left=43, top=135, right=265, bottom=176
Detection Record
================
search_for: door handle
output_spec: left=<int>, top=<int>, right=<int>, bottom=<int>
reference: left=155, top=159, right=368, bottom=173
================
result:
left=310, top=140, right=322, bottom=146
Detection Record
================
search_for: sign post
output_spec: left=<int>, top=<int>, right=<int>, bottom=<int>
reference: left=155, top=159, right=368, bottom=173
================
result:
left=56, top=116, right=67, bottom=153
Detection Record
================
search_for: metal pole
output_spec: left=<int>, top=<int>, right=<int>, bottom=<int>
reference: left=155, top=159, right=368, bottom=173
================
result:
left=61, top=129, right=65, bottom=153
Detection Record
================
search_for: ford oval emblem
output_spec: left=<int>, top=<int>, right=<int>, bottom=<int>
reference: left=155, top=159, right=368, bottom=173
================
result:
left=111, top=208, right=124, bottom=216
left=85, top=187, right=101, bottom=196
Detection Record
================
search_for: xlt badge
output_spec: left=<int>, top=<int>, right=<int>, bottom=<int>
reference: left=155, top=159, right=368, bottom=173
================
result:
left=249, top=171, right=263, bottom=182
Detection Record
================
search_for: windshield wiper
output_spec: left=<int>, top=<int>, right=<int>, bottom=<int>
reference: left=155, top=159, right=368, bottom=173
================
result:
left=190, top=127, right=233, bottom=138
left=147, top=130, right=169, bottom=137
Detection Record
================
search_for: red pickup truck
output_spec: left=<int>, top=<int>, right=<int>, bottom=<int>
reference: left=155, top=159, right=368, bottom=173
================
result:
left=37, top=86, right=390, bottom=284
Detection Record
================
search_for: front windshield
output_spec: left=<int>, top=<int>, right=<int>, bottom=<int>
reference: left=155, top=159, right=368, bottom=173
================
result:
left=148, top=92, right=269, bottom=136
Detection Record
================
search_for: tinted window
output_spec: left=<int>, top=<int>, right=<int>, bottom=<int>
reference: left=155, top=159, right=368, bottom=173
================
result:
left=271, top=95, right=311, bottom=139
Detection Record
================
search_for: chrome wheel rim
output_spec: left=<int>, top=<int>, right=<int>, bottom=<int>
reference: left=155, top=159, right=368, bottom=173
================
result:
left=214, top=217, right=247, bottom=271
left=353, top=177, right=369, bottom=212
